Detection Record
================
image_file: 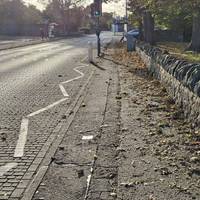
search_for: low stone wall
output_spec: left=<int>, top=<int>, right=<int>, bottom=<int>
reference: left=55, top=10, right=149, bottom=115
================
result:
left=136, top=43, right=200, bottom=127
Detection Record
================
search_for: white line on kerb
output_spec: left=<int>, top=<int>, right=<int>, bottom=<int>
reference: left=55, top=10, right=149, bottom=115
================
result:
left=14, top=65, right=87, bottom=158
left=0, top=163, right=18, bottom=176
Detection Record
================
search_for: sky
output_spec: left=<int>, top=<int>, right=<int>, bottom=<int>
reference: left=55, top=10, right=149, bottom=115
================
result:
left=24, top=0, right=125, bottom=16
left=103, top=1, right=125, bottom=16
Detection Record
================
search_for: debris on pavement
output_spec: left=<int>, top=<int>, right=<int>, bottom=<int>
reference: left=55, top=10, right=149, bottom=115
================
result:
left=32, top=43, right=200, bottom=200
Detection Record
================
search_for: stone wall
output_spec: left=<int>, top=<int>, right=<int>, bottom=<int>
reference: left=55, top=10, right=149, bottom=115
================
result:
left=136, top=43, right=200, bottom=127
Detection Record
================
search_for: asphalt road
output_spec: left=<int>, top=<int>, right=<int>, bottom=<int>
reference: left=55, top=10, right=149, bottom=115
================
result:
left=0, top=32, right=114, bottom=198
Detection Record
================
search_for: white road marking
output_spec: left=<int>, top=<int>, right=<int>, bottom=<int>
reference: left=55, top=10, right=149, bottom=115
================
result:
left=60, top=66, right=84, bottom=85
left=59, top=84, right=69, bottom=97
left=14, top=64, right=87, bottom=158
left=14, top=118, right=29, bottom=158
left=27, top=98, right=68, bottom=117
left=0, top=163, right=18, bottom=176
left=82, top=135, right=94, bottom=140
left=86, top=174, right=92, bottom=189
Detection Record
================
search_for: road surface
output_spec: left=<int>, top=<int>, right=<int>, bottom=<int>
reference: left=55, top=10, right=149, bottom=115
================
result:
left=0, top=32, right=114, bottom=199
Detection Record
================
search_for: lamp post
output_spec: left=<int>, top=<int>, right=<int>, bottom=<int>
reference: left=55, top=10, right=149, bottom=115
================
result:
left=91, top=0, right=102, bottom=57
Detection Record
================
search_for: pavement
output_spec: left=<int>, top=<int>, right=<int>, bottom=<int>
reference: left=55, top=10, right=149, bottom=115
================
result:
left=0, top=33, right=199, bottom=200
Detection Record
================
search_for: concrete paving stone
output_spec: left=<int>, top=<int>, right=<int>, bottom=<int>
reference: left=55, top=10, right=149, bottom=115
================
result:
left=10, top=188, right=25, bottom=198
left=0, top=179, right=7, bottom=183
left=22, top=171, right=35, bottom=180
left=17, top=179, right=30, bottom=189
left=32, top=157, right=43, bottom=165
left=90, top=178, right=113, bottom=192
left=0, top=196, right=9, bottom=200
left=13, top=169, right=26, bottom=172
left=20, top=159, right=32, bottom=163
left=2, top=183, right=12, bottom=187
left=26, top=154, right=36, bottom=158
left=37, top=151, right=47, bottom=158
left=11, top=183, right=18, bottom=187
left=3, top=191, right=12, bottom=196
left=2, top=186, right=16, bottom=191
left=27, top=164, right=39, bottom=172
left=3, top=171, right=13, bottom=176
left=7, top=176, right=19, bottom=180
left=13, top=172, right=24, bottom=176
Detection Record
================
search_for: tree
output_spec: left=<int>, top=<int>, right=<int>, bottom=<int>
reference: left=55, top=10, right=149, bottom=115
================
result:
left=0, top=0, right=42, bottom=24
left=128, top=0, right=155, bottom=44
left=43, top=0, right=83, bottom=34
left=149, top=0, right=200, bottom=51
left=185, top=0, right=200, bottom=51
left=100, top=12, right=113, bottom=30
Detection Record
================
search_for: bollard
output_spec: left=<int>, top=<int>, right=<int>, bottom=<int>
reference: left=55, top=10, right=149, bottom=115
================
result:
left=88, top=42, right=93, bottom=63
left=127, top=34, right=136, bottom=52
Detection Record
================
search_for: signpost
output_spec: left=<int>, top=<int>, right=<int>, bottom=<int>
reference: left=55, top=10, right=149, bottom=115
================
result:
left=91, top=0, right=102, bottom=57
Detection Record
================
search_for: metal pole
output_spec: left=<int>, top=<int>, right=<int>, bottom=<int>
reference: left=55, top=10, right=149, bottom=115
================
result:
left=96, top=17, right=101, bottom=57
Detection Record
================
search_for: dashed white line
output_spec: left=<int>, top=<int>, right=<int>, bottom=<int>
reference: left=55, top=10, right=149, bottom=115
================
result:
left=0, top=163, right=18, bottom=176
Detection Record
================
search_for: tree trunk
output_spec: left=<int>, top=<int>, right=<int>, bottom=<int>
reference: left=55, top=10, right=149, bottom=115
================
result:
left=188, top=10, right=200, bottom=52
left=138, top=19, right=143, bottom=40
left=143, top=11, right=155, bottom=45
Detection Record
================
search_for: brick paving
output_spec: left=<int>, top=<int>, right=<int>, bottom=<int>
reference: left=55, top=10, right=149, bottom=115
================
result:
left=0, top=37, right=97, bottom=199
